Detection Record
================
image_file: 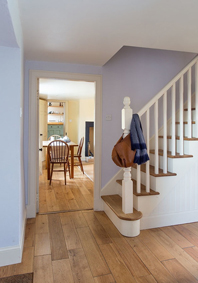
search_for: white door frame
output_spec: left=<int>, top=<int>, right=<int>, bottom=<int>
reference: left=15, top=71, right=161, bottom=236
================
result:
left=27, top=70, right=103, bottom=218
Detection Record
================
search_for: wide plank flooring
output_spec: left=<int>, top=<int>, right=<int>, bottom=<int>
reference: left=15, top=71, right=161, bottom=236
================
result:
left=39, top=163, right=94, bottom=214
left=2, top=212, right=198, bottom=282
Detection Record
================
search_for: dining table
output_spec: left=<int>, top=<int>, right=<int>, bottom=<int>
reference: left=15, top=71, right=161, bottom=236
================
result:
left=42, top=140, right=78, bottom=179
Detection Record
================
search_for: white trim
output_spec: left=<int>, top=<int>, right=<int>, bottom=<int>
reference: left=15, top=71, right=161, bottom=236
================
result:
left=0, top=209, right=26, bottom=267
left=141, top=210, right=198, bottom=230
left=19, top=208, right=27, bottom=260
left=27, top=70, right=102, bottom=217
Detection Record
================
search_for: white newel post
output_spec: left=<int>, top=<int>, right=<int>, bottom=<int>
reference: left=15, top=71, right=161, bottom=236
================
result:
left=121, top=97, right=133, bottom=214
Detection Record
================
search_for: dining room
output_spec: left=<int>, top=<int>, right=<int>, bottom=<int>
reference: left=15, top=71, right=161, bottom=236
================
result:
left=38, top=78, right=95, bottom=214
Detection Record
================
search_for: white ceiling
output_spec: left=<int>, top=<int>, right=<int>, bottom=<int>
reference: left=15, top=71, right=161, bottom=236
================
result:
left=39, top=78, right=95, bottom=100
left=18, top=0, right=198, bottom=66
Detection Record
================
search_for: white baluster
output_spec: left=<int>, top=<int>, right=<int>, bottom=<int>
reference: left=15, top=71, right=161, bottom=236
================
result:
left=179, top=76, right=184, bottom=155
left=146, top=109, right=150, bottom=193
left=154, top=101, right=159, bottom=174
left=163, top=92, right=167, bottom=173
left=121, top=97, right=133, bottom=214
left=187, top=68, right=192, bottom=138
left=136, top=115, right=141, bottom=194
left=171, top=84, right=176, bottom=156
left=195, top=61, right=198, bottom=137
left=136, top=165, right=141, bottom=194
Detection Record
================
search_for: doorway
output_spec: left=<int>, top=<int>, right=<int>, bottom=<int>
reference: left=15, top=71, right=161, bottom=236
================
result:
left=38, top=79, right=96, bottom=214
left=27, top=70, right=102, bottom=218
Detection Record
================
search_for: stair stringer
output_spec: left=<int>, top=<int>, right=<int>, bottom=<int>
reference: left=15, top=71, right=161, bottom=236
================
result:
left=134, top=141, right=198, bottom=230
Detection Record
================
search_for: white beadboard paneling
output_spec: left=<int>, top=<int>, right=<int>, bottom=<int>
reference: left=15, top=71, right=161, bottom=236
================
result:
left=139, top=158, right=198, bottom=229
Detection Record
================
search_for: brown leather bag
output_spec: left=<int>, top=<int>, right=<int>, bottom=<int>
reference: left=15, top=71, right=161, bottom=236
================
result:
left=112, top=134, right=136, bottom=167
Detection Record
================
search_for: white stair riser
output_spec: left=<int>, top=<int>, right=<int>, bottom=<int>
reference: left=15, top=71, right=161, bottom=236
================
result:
left=158, top=138, right=197, bottom=154
left=183, top=110, right=196, bottom=121
left=149, top=153, right=164, bottom=169
left=177, top=109, right=195, bottom=122
left=132, top=166, right=177, bottom=191
left=176, top=124, right=196, bottom=137
left=167, top=155, right=193, bottom=173
left=184, top=140, right=198, bottom=157
left=158, top=138, right=180, bottom=153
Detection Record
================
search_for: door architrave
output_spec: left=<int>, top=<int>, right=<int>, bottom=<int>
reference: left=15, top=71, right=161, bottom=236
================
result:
left=27, top=70, right=102, bottom=217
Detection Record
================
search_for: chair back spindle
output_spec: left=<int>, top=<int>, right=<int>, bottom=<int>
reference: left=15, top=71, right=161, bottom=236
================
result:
left=47, top=140, right=70, bottom=185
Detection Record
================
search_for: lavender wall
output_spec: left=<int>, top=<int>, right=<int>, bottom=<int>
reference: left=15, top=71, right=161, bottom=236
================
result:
left=0, top=47, right=21, bottom=247
left=101, top=46, right=196, bottom=187
left=0, top=1, right=25, bottom=253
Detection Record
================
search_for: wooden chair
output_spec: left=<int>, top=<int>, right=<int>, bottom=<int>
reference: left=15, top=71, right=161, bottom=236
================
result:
left=70, top=137, right=84, bottom=174
left=48, top=135, right=61, bottom=141
left=47, top=140, right=70, bottom=185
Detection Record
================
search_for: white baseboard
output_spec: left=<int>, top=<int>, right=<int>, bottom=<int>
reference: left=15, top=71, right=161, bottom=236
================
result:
left=140, top=210, right=198, bottom=230
left=0, top=209, right=27, bottom=267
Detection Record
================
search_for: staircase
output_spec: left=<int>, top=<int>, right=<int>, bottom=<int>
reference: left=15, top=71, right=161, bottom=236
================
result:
left=101, top=55, right=198, bottom=237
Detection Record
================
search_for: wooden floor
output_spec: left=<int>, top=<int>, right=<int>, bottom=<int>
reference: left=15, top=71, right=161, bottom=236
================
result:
left=39, top=163, right=94, bottom=214
left=84, top=163, right=94, bottom=182
left=2, top=162, right=198, bottom=282
left=2, top=211, right=198, bottom=282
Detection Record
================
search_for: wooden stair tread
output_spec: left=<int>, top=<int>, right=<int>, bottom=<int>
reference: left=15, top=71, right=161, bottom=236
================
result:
left=159, top=135, right=198, bottom=141
left=132, top=163, right=176, bottom=177
left=116, top=179, right=159, bottom=196
left=176, top=121, right=195, bottom=124
left=101, top=195, right=142, bottom=221
left=184, top=107, right=195, bottom=111
left=150, top=149, right=193, bottom=158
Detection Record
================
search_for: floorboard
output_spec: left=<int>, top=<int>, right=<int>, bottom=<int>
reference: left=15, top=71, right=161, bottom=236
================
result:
left=127, top=237, right=177, bottom=283
left=94, top=274, right=115, bottom=283
left=77, top=227, right=110, bottom=277
left=33, top=255, right=53, bottom=283
left=149, top=228, right=198, bottom=280
left=162, top=258, right=198, bottom=283
left=34, top=233, right=51, bottom=256
left=62, top=221, right=82, bottom=250
left=68, top=248, right=95, bottom=283
left=160, top=226, right=194, bottom=248
left=48, top=214, right=68, bottom=261
left=52, top=259, right=74, bottom=283
left=100, top=243, right=136, bottom=283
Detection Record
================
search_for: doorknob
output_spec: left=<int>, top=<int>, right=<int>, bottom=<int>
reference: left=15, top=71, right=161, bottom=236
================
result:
left=39, top=148, right=43, bottom=151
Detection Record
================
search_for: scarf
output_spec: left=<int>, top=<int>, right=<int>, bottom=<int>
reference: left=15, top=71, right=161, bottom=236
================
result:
left=130, top=114, right=149, bottom=165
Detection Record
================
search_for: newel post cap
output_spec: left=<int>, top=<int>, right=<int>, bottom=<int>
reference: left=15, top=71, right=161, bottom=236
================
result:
left=123, top=97, right=131, bottom=109
left=122, top=96, right=132, bottom=130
